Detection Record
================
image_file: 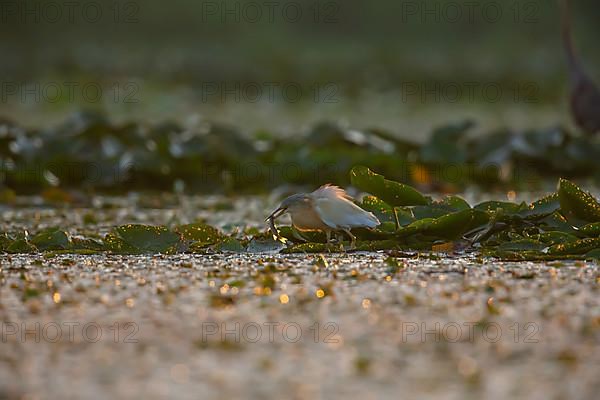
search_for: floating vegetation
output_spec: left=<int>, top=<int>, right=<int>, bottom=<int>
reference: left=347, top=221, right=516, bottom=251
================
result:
left=2, top=167, right=600, bottom=261
left=3, top=112, right=600, bottom=194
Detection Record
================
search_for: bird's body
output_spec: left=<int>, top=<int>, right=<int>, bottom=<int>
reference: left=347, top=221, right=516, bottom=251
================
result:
left=266, top=184, right=380, bottom=248
left=561, top=0, right=600, bottom=135
left=569, top=75, right=600, bottom=134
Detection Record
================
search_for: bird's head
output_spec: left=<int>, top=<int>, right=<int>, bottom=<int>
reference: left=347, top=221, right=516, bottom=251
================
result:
left=265, top=193, right=311, bottom=221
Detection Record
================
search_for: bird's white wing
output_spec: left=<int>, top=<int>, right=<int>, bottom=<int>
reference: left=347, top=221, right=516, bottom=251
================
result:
left=312, top=185, right=380, bottom=229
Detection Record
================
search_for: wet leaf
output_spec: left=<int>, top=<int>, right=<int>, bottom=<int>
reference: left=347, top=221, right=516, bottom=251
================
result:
left=474, top=201, right=527, bottom=214
left=532, top=231, right=578, bottom=245
left=353, top=240, right=400, bottom=251
left=558, top=178, right=600, bottom=223
left=519, top=193, right=560, bottom=219
left=30, top=228, right=71, bottom=251
left=0, top=233, right=13, bottom=251
left=547, top=237, right=600, bottom=255
left=278, top=226, right=326, bottom=243
left=282, top=243, right=330, bottom=253
left=436, top=195, right=471, bottom=211
left=104, top=224, right=180, bottom=254
left=350, top=166, right=428, bottom=207
left=71, top=237, right=105, bottom=251
left=176, top=223, right=222, bottom=246
left=7, top=239, right=37, bottom=253
left=584, top=248, right=600, bottom=260
left=579, top=222, right=600, bottom=237
left=496, top=240, right=547, bottom=252
left=539, top=211, right=578, bottom=234
left=401, top=209, right=489, bottom=240
left=360, top=195, right=397, bottom=223
left=214, top=238, right=246, bottom=253
left=411, top=205, right=453, bottom=220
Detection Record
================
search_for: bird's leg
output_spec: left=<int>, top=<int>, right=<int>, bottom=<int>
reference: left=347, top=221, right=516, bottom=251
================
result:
left=291, top=227, right=308, bottom=243
left=325, top=230, right=335, bottom=252
left=343, top=229, right=356, bottom=250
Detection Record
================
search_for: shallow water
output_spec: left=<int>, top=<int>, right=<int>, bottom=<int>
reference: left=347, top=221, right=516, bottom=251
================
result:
left=0, top=196, right=599, bottom=399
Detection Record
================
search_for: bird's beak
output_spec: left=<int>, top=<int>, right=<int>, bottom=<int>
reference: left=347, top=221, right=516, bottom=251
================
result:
left=265, top=207, right=286, bottom=222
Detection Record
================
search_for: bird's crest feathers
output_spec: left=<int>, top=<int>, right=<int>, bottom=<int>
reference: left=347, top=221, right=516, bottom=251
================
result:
left=312, top=184, right=354, bottom=201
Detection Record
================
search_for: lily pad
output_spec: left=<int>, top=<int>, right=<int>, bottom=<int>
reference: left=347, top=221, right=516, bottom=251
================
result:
left=584, top=248, right=600, bottom=260
left=474, top=201, right=527, bottom=214
left=214, top=238, right=246, bottom=253
left=579, top=222, right=600, bottom=237
left=401, top=209, right=489, bottom=240
left=497, top=240, right=547, bottom=252
left=519, top=193, right=561, bottom=219
left=104, top=224, right=180, bottom=254
left=176, top=223, right=222, bottom=246
left=6, top=239, right=37, bottom=253
left=436, top=195, right=471, bottom=211
left=30, top=228, right=71, bottom=251
left=360, top=195, right=398, bottom=223
left=350, top=166, right=428, bottom=207
left=282, top=243, right=331, bottom=253
left=532, top=231, right=578, bottom=244
left=353, top=240, right=400, bottom=251
left=71, top=237, right=106, bottom=251
left=547, top=237, right=600, bottom=255
left=558, top=178, right=600, bottom=223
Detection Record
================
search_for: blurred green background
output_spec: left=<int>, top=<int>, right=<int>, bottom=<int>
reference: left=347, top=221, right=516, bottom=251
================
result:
left=2, top=0, right=599, bottom=133
left=0, top=0, right=599, bottom=194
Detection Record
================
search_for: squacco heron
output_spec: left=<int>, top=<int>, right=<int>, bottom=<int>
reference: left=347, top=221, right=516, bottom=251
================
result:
left=266, top=184, right=380, bottom=248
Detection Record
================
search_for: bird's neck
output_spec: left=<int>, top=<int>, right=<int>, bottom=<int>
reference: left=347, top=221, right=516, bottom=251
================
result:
left=560, top=0, right=585, bottom=83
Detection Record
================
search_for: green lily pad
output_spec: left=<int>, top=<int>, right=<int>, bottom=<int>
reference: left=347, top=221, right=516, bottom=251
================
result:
left=558, top=178, right=600, bottom=223
left=176, top=223, right=222, bottom=246
left=539, top=211, right=578, bottom=234
left=71, top=237, right=106, bottom=251
left=104, top=224, right=180, bottom=254
left=282, top=243, right=331, bottom=253
left=278, top=226, right=327, bottom=243
left=436, top=195, right=471, bottom=211
left=579, top=222, right=600, bottom=237
left=360, top=195, right=398, bottom=223
left=411, top=205, right=453, bottom=220
left=584, top=249, right=600, bottom=260
left=519, top=193, right=560, bottom=219
left=350, top=166, right=428, bottom=207
left=214, top=237, right=246, bottom=253
left=353, top=240, right=400, bottom=251
left=474, top=201, right=527, bottom=214
left=547, top=237, right=600, bottom=255
left=377, top=221, right=399, bottom=233
left=6, top=239, right=37, bottom=253
left=0, top=233, right=13, bottom=251
left=532, top=231, right=578, bottom=245
left=497, top=240, right=547, bottom=252
left=401, top=209, right=489, bottom=240
left=30, top=228, right=71, bottom=251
